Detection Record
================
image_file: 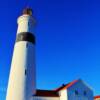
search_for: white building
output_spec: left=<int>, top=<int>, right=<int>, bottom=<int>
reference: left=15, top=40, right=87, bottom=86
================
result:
left=33, top=79, right=94, bottom=100
left=6, top=8, right=94, bottom=100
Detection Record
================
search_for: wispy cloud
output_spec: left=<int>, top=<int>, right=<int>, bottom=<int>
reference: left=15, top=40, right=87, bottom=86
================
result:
left=0, top=87, right=6, bottom=100
left=0, top=86, right=7, bottom=93
left=0, top=80, right=7, bottom=92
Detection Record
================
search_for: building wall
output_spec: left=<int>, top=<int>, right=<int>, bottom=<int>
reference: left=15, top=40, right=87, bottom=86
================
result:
left=32, top=96, right=59, bottom=100
left=94, top=98, right=100, bottom=100
left=67, top=80, right=94, bottom=100
left=59, top=89, right=68, bottom=100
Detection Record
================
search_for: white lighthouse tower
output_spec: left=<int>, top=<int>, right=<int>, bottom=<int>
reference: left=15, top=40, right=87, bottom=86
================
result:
left=6, top=8, right=36, bottom=100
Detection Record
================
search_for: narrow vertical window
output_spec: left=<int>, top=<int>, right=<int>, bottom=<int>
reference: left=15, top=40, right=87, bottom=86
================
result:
left=25, top=69, right=27, bottom=75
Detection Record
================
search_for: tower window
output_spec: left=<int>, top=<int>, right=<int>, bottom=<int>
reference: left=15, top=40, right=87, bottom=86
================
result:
left=26, top=43, right=28, bottom=48
left=75, top=90, right=78, bottom=95
left=25, top=69, right=27, bottom=75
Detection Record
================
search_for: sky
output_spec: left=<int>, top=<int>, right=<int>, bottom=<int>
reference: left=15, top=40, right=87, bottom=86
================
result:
left=0, top=0, right=100, bottom=99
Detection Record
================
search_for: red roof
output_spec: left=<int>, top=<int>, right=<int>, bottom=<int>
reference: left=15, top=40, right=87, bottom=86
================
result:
left=94, top=95, right=100, bottom=99
left=55, top=80, right=78, bottom=91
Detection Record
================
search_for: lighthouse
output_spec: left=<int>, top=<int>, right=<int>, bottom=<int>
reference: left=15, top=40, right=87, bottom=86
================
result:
left=6, top=8, right=36, bottom=100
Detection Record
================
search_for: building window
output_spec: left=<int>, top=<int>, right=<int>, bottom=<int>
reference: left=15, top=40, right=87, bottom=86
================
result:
left=84, top=91, right=87, bottom=96
left=75, top=90, right=78, bottom=95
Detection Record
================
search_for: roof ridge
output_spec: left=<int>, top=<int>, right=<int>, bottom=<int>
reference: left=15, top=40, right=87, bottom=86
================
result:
left=54, top=79, right=79, bottom=91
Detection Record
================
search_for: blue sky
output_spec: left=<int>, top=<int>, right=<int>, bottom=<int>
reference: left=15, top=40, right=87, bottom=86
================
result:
left=0, top=0, right=100, bottom=99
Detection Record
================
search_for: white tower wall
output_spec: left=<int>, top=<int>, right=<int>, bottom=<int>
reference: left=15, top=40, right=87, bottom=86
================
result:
left=6, top=9, right=36, bottom=100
